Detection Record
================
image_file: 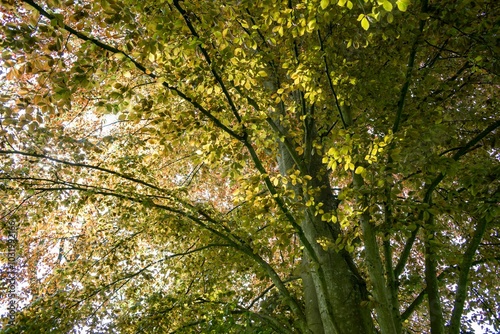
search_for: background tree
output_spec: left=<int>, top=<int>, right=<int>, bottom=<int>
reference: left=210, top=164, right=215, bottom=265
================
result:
left=0, top=0, right=499, bottom=333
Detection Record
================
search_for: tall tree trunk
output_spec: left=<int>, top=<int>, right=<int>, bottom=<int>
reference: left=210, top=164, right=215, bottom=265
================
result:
left=278, top=135, right=375, bottom=333
left=302, top=154, right=375, bottom=334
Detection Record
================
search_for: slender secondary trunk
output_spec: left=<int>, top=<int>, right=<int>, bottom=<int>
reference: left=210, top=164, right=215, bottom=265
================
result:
left=424, top=213, right=445, bottom=334
left=448, top=217, right=488, bottom=334
left=383, top=190, right=403, bottom=334
left=354, top=173, right=399, bottom=334
left=301, top=254, right=324, bottom=334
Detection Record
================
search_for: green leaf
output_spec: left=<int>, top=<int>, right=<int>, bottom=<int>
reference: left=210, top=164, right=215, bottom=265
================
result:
left=387, top=12, right=394, bottom=23
left=396, top=0, right=409, bottom=11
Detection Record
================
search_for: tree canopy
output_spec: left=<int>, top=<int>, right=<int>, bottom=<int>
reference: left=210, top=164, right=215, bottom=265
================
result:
left=1, top=0, right=499, bottom=333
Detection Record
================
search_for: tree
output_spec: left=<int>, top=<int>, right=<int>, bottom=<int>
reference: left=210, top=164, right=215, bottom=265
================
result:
left=0, top=0, right=499, bottom=333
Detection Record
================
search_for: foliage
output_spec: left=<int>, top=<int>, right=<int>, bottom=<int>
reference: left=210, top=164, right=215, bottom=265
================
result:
left=0, top=0, right=499, bottom=333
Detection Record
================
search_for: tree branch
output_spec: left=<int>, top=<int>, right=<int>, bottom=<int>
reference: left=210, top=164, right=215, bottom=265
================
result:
left=22, top=180, right=308, bottom=329
left=21, top=0, right=244, bottom=141
left=0, top=150, right=169, bottom=193
left=317, top=30, right=346, bottom=129
left=392, top=0, right=428, bottom=133
left=401, top=257, right=500, bottom=321
left=246, top=276, right=300, bottom=310
left=171, top=0, right=243, bottom=124
left=394, top=118, right=500, bottom=277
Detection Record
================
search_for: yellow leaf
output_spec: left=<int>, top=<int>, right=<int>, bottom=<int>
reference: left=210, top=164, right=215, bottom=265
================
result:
left=361, top=17, right=370, bottom=30
left=383, top=1, right=393, bottom=11
left=347, top=1, right=353, bottom=9
left=278, top=25, right=284, bottom=36
left=308, top=19, right=317, bottom=30
left=355, top=166, right=365, bottom=174
left=272, top=177, right=279, bottom=186
left=320, top=0, right=330, bottom=9
left=258, top=70, right=268, bottom=77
